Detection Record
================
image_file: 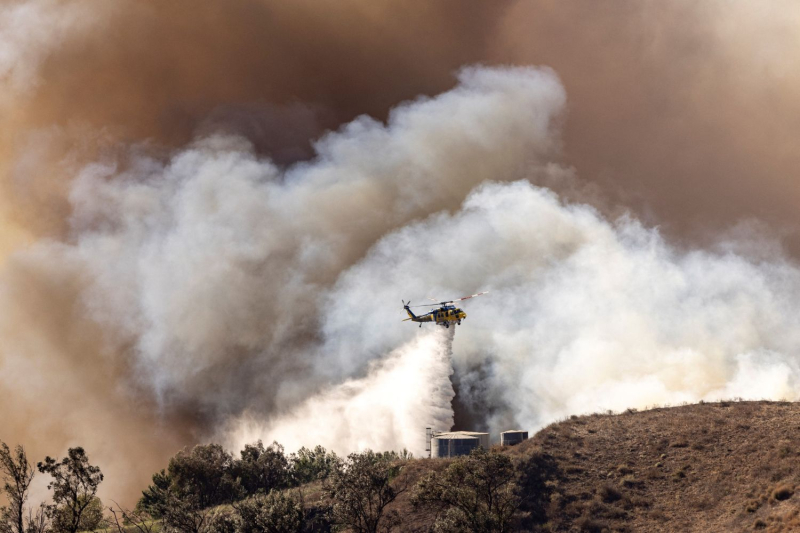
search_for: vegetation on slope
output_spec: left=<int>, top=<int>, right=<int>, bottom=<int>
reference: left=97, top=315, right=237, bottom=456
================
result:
left=4, top=401, right=800, bottom=532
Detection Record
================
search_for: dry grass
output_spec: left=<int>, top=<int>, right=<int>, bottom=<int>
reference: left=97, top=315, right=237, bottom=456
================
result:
left=508, top=400, right=800, bottom=532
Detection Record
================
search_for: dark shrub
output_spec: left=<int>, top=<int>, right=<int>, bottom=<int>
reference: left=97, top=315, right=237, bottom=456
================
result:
left=234, top=441, right=290, bottom=497
left=773, top=485, right=794, bottom=501
left=168, top=444, right=237, bottom=508
left=235, top=491, right=305, bottom=533
left=598, top=485, right=622, bottom=504
left=412, top=447, right=518, bottom=533
left=326, top=450, right=406, bottom=533
left=290, top=446, right=338, bottom=485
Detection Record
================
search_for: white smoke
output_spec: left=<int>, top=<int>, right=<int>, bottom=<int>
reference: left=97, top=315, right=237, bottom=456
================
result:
left=225, top=328, right=455, bottom=456
left=324, top=179, right=800, bottom=437
left=0, top=0, right=96, bottom=99
left=19, top=65, right=565, bottom=425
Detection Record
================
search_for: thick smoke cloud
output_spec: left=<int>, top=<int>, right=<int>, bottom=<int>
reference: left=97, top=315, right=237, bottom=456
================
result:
left=495, top=1, right=800, bottom=241
left=323, top=180, right=800, bottom=436
left=0, top=0, right=511, bottom=238
left=5, top=0, right=800, bottom=506
left=0, top=65, right=565, bottom=501
left=66, top=66, right=564, bottom=413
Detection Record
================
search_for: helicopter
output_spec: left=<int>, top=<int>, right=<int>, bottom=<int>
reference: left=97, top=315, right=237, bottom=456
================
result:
left=402, top=291, right=489, bottom=328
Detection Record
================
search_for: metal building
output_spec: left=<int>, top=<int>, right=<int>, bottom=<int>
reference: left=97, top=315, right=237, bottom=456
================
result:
left=500, top=430, right=528, bottom=446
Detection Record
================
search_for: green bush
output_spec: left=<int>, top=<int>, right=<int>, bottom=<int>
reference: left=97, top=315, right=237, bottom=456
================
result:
left=235, top=492, right=305, bottom=533
left=412, top=447, right=519, bottom=533
left=235, top=441, right=290, bottom=496
left=289, top=446, right=338, bottom=485
left=50, top=496, right=103, bottom=533
left=168, top=444, right=237, bottom=508
left=325, top=450, right=406, bottom=533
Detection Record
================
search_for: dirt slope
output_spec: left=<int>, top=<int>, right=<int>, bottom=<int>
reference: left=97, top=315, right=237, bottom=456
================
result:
left=504, top=401, right=800, bottom=532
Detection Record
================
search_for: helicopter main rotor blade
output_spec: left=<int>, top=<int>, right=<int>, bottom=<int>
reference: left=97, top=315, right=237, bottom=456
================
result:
left=451, top=291, right=489, bottom=303
left=406, top=291, right=489, bottom=308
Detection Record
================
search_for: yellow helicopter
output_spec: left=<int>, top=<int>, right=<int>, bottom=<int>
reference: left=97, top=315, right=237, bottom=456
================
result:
left=402, top=292, right=489, bottom=328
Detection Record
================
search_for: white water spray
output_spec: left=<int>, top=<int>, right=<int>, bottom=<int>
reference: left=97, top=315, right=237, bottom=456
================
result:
left=225, top=328, right=456, bottom=456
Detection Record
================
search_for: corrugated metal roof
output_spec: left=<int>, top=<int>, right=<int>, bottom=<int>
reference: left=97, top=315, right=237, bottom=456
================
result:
left=501, top=430, right=527, bottom=434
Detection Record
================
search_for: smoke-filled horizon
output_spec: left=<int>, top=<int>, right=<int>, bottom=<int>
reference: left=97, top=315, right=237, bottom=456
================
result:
left=5, top=0, right=800, bottom=505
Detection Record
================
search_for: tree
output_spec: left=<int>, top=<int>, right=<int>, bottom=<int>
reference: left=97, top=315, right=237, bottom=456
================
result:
left=324, top=451, right=406, bottom=533
left=155, top=495, right=237, bottom=533
left=23, top=504, right=49, bottom=533
left=137, top=444, right=242, bottom=533
left=37, top=447, right=103, bottom=533
left=51, top=496, right=103, bottom=533
left=0, top=442, right=35, bottom=533
left=137, top=469, right=172, bottom=518
left=411, top=447, right=520, bottom=533
left=167, top=444, right=237, bottom=508
left=289, top=446, right=338, bottom=485
left=235, top=491, right=305, bottom=533
left=158, top=492, right=213, bottom=533
left=234, top=441, right=290, bottom=496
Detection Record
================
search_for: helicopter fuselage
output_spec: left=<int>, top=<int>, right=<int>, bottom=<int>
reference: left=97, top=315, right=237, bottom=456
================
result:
left=404, top=304, right=466, bottom=328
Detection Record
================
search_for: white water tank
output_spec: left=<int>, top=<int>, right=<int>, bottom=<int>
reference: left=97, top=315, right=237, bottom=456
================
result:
left=501, top=430, right=528, bottom=446
left=431, top=433, right=479, bottom=458
left=430, top=431, right=490, bottom=458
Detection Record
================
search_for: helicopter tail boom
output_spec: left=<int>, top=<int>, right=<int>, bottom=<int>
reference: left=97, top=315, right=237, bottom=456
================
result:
left=402, top=300, right=419, bottom=320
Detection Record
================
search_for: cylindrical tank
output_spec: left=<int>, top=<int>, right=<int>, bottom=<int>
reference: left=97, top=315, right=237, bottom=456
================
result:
left=455, top=431, right=489, bottom=449
left=500, top=430, right=528, bottom=446
left=431, top=434, right=480, bottom=458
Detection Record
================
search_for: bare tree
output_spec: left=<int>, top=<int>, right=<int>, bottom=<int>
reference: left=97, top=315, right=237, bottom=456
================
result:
left=24, top=504, right=49, bottom=533
left=37, top=447, right=103, bottom=533
left=0, top=442, right=35, bottom=533
left=106, top=501, right=158, bottom=533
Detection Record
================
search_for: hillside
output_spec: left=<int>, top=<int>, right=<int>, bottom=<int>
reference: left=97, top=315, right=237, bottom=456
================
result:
left=91, top=401, right=800, bottom=532
left=345, top=401, right=800, bottom=532
left=508, top=400, right=800, bottom=531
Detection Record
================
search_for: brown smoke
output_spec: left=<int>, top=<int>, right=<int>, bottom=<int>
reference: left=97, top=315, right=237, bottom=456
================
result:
left=4, top=0, right=800, bottom=506
left=0, top=0, right=511, bottom=237
left=494, top=1, right=800, bottom=244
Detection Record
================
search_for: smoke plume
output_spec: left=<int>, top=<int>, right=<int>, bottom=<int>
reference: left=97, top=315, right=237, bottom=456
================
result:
left=325, top=180, right=800, bottom=434
left=5, top=0, right=800, bottom=505
left=227, top=329, right=456, bottom=457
